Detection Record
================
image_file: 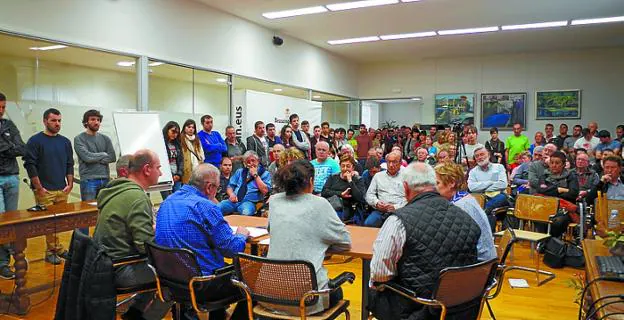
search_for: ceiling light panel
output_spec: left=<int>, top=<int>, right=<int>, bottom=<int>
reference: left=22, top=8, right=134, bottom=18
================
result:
left=326, top=0, right=398, bottom=12
left=262, top=6, right=328, bottom=19
left=328, top=36, right=380, bottom=45
left=29, top=45, right=68, bottom=51
left=380, top=31, right=436, bottom=40
left=437, top=26, right=499, bottom=36
left=571, top=16, right=624, bottom=25
left=400, top=0, right=423, bottom=2
left=502, top=21, right=568, bottom=30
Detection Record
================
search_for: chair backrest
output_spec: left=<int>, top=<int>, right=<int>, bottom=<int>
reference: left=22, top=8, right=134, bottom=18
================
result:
left=513, top=194, right=559, bottom=223
left=432, top=258, right=499, bottom=308
left=234, top=253, right=319, bottom=306
left=145, top=242, right=202, bottom=295
left=471, top=193, right=486, bottom=209
left=497, top=228, right=517, bottom=265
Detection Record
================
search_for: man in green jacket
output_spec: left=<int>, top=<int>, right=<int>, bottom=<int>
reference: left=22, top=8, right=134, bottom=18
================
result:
left=93, top=149, right=171, bottom=320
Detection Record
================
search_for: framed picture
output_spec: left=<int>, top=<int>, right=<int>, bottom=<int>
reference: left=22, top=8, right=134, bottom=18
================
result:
left=434, top=93, right=475, bottom=125
left=480, top=92, right=527, bottom=131
left=535, top=90, right=581, bottom=120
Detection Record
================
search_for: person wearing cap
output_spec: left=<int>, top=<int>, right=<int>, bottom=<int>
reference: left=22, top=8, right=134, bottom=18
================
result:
left=573, top=128, right=600, bottom=157
left=595, top=130, right=621, bottom=159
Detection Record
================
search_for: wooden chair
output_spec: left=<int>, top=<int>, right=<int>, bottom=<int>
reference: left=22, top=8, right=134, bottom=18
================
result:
left=371, top=259, right=499, bottom=320
left=485, top=228, right=517, bottom=320
left=471, top=193, right=512, bottom=232
left=493, top=194, right=558, bottom=286
left=231, top=253, right=355, bottom=320
left=595, top=191, right=624, bottom=233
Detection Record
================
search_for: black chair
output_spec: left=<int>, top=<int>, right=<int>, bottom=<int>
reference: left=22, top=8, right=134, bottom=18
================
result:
left=372, top=258, right=499, bottom=320
left=485, top=228, right=518, bottom=320
left=112, top=254, right=156, bottom=309
left=144, top=241, right=243, bottom=319
left=231, top=253, right=355, bottom=320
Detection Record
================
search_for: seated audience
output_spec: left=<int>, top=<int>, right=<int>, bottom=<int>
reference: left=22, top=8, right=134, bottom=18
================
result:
left=224, top=125, right=246, bottom=173
left=529, top=131, right=546, bottom=154
left=93, top=149, right=172, bottom=320
left=310, top=141, right=340, bottom=194
left=322, top=155, right=367, bottom=221
left=217, top=157, right=233, bottom=202
left=368, top=162, right=482, bottom=320
left=572, top=152, right=599, bottom=202
left=593, top=148, right=615, bottom=175
left=339, top=144, right=364, bottom=174
left=115, top=154, right=132, bottom=178
left=435, top=162, right=497, bottom=261
left=468, top=146, right=509, bottom=232
left=362, top=156, right=382, bottom=189
left=156, top=164, right=250, bottom=320
left=268, top=160, right=351, bottom=316
left=574, top=128, right=600, bottom=158
left=528, top=143, right=557, bottom=194
left=218, top=151, right=271, bottom=216
left=364, top=151, right=406, bottom=227
left=596, top=130, right=621, bottom=158
left=267, top=143, right=285, bottom=176
left=436, top=149, right=451, bottom=164
left=510, top=151, right=532, bottom=194
left=594, top=156, right=624, bottom=200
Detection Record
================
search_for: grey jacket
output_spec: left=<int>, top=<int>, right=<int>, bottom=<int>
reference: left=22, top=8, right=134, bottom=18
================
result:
left=0, top=118, right=26, bottom=176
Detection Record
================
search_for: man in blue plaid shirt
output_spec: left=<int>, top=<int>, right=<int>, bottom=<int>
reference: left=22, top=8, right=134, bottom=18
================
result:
left=156, top=163, right=249, bottom=320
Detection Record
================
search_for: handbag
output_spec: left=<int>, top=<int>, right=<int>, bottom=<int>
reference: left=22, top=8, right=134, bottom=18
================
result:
left=327, top=195, right=344, bottom=211
left=563, top=244, right=585, bottom=268
left=543, top=237, right=566, bottom=268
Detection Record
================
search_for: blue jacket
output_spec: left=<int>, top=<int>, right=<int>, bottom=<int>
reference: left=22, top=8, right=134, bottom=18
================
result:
left=198, top=130, right=227, bottom=165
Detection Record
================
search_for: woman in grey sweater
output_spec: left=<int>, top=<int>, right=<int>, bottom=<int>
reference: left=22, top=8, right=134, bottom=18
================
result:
left=266, top=160, right=352, bottom=316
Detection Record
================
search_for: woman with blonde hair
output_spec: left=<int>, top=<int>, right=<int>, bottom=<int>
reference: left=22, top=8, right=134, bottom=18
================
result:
left=278, top=147, right=305, bottom=168
left=180, top=119, right=205, bottom=184
left=434, top=162, right=496, bottom=261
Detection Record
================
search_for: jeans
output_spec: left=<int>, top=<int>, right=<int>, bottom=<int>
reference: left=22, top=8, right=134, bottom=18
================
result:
left=80, top=178, right=109, bottom=235
left=160, top=181, right=182, bottom=200
left=218, top=200, right=257, bottom=216
left=364, top=210, right=386, bottom=228
left=34, top=190, right=68, bottom=254
left=485, top=193, right=510, bottom=233
left=0, top=175, right=19, bottom=268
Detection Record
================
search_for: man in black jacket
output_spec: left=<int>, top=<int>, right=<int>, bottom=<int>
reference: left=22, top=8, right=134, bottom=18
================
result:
left=0, top=92, right=26, bottom=279
left=245, top=121, right=269, bottom=167
left=368, top=162, right=481, bottom=320
left=321, top=155, right=367, bottom=221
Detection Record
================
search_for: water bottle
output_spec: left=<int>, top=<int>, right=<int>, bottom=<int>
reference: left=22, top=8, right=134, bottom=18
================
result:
left=608, top=209, right=620, bottom=231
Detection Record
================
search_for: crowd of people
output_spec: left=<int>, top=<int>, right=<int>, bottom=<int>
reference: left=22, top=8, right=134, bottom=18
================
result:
left=2, top=89, right=624, bottom=319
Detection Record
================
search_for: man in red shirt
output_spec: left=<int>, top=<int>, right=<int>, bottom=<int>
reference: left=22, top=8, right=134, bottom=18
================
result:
left=355, top=124, right=373, bottom=167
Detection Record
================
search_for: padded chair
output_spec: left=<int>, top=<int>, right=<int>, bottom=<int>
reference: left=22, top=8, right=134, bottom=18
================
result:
left=113, top=255, right=156, bottom=309
left=485, top=228, right=518, bottom=320
left=231, top=253, right=355, bottom=320
left=145, top=241, right=244, bottom=319
left=372, top=258, right=499, bottom=320
left=493, top=194, right=558, bottom=286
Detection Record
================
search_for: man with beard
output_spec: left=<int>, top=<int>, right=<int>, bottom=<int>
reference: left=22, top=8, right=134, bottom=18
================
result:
left=74, top=110, right=116, bottom=234
left=468, top=146, right=509, bottom=232
left=24, top=108, right=74, bottom=264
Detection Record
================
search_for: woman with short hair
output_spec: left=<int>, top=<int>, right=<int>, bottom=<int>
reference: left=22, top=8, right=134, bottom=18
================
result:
left=321, top=155, right=367, bottom=221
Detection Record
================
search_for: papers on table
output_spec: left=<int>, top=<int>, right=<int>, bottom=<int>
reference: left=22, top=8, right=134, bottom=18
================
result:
left=230, top=226, right=269, bottom=238
left=88, top=202, right=98, bottom=206
left=508, top=278, right=530, bottom=288
left=259, top=238, right=270, bottom=246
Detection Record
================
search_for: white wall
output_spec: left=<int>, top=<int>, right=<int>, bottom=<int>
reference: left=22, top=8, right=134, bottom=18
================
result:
left=358, top=47, right=624, bottom=143
left=0, top=0, right=358, bottom=97
left=379, top=102, right=423, bottom=128
left=361, top=101, right=380, bottom=129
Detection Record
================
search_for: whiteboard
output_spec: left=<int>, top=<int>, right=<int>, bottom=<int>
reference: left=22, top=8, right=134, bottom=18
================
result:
left=113, top=112, right=173, bottom=192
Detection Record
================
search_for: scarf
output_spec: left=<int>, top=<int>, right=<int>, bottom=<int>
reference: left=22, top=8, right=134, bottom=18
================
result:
left=451, top=191, right=470, bottom=204
left=184, top=134, right=204, bottom=165
left=236, top=165, right=266, bottom=201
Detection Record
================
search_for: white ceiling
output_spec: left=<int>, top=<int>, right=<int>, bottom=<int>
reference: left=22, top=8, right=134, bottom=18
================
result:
left=199, top=0, right=624, bottom=63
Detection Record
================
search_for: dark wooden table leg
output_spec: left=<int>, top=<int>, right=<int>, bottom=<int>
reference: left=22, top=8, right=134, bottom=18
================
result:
left=361, top=258, right=370, bottom=320
left=12, top=237, right=29, bottom=315
left=250, top=244, right=259, bottom=256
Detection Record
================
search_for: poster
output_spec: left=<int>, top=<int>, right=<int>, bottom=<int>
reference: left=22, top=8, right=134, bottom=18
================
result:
left=536, top=90, right=581, bottom=120
left=434, top=93, right=475, bottom=125
left=480, top=92, right=527, bottom=130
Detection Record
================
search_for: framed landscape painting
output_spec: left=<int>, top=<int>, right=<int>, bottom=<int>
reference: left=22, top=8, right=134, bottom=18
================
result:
left=535, top=90, right=581, bottom=120
left=434, top=93, right=475, bottom=125
left=480, top=92, right=526, bottom=131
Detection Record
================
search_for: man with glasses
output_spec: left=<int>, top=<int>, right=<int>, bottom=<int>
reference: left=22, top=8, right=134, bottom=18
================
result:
left=310, top=141, right=340, bottom=194
left=364, top=151, right=406, bottom=227
left=505, top=122, right=530, bottom=167
left=571, top=152, right=599, bottom=202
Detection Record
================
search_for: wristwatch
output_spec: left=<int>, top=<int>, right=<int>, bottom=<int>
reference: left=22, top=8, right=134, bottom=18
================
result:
left=253, top=173, right=259, bottom=178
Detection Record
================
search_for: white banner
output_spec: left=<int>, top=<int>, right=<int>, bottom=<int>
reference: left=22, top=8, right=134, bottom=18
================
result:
left=232, top=90, right=322, bottom=139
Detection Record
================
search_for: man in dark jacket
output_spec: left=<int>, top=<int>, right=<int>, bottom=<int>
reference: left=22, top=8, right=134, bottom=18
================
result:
left=0, top=92, right=26, bottom=279
left=93, top=149, right=172, bottom=320
left=369, top=162, right=481, bottom=320
left=321, top=155, right=367, bottom=221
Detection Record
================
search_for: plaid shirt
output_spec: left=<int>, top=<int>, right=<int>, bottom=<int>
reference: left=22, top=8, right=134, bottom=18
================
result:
left=155, top=185, right=246, bottom=275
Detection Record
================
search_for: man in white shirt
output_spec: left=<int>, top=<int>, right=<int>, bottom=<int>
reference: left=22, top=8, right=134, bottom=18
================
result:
left=468, top=146, right=509, bottom=232
left=246, top=121, right=269, bottom=167
left=574, top=128, right=600, bottom=157
left=289, top=114, right=311, bottom=159
left=364, top=151, right=406, bottom=227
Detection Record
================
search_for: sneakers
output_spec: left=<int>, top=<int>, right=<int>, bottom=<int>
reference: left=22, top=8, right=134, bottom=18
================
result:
left=0, top=266, right=15, bottom=280
left=45, top=253, right=62, bottom=265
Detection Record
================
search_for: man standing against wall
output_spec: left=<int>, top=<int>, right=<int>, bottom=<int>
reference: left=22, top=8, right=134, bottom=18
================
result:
left=265, top=123, right=282, bottom=148
left=301, top=120, right=312, bottom=140
left=24, top=108, right=73, bottom=264
left=198, top=115, right=227, bottom=167
left=505, top=123, right=530, bottom=166
left=0, top=93, right=26, bottom=278
left=289, top=114, right=311, bottom=159
left=74, top=109, right=116, bottom=235
left=355, top=124, right=372, bottom=167
left=246, top=121, right=269, bottom=167
left=544, top=123, right=555, bottom=144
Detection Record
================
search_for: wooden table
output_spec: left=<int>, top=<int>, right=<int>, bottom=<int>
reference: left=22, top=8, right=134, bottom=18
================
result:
left=582, top=239, right=624, bottom=319
left=0, top=201, right=98, bottom=315
left=224, top=215, right=269, bottom=255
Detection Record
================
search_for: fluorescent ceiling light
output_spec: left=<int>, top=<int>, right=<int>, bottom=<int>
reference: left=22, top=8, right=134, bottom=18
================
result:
left=437, top=26, right=499, bottom=36
left=216, top=78, right=228, bottom=83
left=29, top=45, right=67, bottom=51
left=571, top=16, right=624, bottom=25
left=313, top=95, right=322, bottom=99
left=380, top=31, right=436, bottom=40
left=263, top=6, right=327, bottom=19
left=148, top=62, right=164, bottom=67
left=273, top=88, right=283, bottom=92
left=116, top=61, right=136, bottom=67
left=326, top=0, right=398, bottom=12
left=411, top=97, right=421, bottom=100
left=328, top=36, right=380, bottom=45
left=502, top=21, right=568, bottom=30
left=400, top=0, right=423, bottom=2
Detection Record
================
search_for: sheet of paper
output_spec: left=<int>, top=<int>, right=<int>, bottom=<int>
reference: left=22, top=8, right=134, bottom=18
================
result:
left=508, top=278, right=530, bottom=288
left=230, top=226, right=269, bottom=238
left=88, top=202, right=97, bottom=206
left=259, top=238, right=270, bottom=245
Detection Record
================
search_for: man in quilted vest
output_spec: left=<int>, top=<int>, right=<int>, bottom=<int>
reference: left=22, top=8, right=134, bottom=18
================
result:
left=368, top=162, right=481, bottom=320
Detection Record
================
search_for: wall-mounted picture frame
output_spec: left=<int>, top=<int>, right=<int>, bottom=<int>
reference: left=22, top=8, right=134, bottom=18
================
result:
left=480, top=92, right=527, bottom=131
left=535, top=89, right=581, bottom=120
left=434, top=93, right=475, bottom=125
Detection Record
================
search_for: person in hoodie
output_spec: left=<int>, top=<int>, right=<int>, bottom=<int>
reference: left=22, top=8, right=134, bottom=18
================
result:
left=93, top=149, right=172, bottom=320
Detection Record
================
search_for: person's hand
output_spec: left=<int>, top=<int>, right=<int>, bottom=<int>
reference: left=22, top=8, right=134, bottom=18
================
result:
left=36, top=187, right=49, bottom=198
left=540, top=184, right=548, bottom=189
left=229, top=194, right=239, bottom=203
left=249, top=166, right=258, bottom=177
left=578, top=190, right=588, bottom=199
left=386, top=205, right=396, bottom=212
left=236, top=227, right=250, bottom=238
left=601, top=174, right=613, bottom=184
left=341, top=188, right=352, bottom=198
left=173, top=175, right=181, bottom=182
left=62, top=185, right=72, bottom=194
left=557, top=187, right=568, bottom=194
left=344, top=171, right=353, bottom=183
